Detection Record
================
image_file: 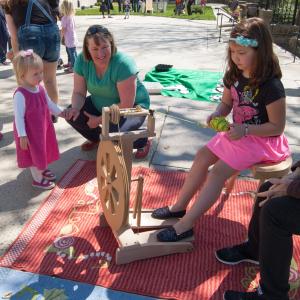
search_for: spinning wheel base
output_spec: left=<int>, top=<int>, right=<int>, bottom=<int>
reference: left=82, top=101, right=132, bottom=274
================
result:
left=115, top=228, right=194, bottom=265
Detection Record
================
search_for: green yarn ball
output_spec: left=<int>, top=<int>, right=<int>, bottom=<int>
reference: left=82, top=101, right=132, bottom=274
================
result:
left=209, top=116, right=230, bottom=132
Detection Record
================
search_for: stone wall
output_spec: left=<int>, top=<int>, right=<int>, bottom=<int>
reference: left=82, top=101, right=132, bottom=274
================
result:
left=271, top=24, right=300, bottom=57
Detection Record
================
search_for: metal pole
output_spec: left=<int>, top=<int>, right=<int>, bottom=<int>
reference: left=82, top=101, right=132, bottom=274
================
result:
left=294, top=30, right=299, bottom=63
left=218, top=13, right=223, bottom=42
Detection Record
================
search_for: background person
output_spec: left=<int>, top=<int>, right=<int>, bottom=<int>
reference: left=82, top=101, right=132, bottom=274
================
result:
left=0, top=5, right=9, bottom=65
left=64, top=25, right=151, bottom=158
left=4, top=0, right=60, bottom=118
left=59, top=0, right=78, bottom=73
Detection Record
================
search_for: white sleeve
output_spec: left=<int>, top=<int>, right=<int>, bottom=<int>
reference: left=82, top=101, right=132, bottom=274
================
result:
left=45, top=92, right=63, bottom=116
left=13, top=91, right=27, bottom=137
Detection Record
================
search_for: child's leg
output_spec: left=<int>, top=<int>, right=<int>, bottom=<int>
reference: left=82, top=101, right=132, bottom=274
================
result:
left=66, top=46, right=71, bottom=66
left=171, top=146, right=218, bottom=212
left=67, top=47, right=77, bottom=69
left=174, top=159, right=237, bottom=234
left=30, top=166, right=43, bottom=182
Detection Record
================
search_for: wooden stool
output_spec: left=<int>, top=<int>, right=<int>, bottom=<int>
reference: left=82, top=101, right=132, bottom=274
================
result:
left=225, top=156, right=293, bottom=195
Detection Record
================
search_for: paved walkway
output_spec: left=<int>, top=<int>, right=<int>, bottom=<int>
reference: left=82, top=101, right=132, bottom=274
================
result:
left=0, top=8, right=299, bottom=298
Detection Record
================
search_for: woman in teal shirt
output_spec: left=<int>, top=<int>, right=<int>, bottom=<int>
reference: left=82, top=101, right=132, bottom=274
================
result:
left=64, top=25, right=150, bottom=156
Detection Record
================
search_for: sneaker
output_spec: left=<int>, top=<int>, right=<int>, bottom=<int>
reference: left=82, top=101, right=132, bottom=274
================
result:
left=64, top=67, right=73, bottom=73
left=32, top=178, right=55, bottom=190
left=135, top=140, right=151, bottom=159
left=42, top=169, right=56, bottom=181
left=215, top=243, right=259, bottom=265
left=0, top=60, right=10, bottom=66
left=81, top=140, right=99, bottom=151
left=223, top=290, right=266, bottom=300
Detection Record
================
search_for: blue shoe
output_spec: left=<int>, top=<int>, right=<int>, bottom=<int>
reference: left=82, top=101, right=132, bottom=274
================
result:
left=151, top=206, right=186, bottom=219
left=157, top=226, right=193, bottom=242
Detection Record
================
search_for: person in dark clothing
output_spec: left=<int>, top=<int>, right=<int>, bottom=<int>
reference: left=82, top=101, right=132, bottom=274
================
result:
left=187, top=0, right=194, bottom=15
left=216, top=160, right=300, bottom=300
left=0, top=6, right=9, bottom=65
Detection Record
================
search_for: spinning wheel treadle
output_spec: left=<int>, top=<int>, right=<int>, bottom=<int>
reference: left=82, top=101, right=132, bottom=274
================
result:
left=96, top=140, right=129, bottom=232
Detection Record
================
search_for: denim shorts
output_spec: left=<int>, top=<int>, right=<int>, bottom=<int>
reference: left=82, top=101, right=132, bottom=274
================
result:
left=18, top=23, right=60, bottom=62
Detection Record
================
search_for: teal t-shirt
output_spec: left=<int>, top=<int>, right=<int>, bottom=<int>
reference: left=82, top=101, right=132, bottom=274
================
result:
left=74, top=51, right=150, bottom=112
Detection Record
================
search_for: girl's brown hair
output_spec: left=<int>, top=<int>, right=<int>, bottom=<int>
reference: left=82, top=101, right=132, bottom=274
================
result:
left=224, top=17, right=282, bottom=89
left=13, top=50, right=43, bottom=85
left=82, top=25, right=117, bottom=61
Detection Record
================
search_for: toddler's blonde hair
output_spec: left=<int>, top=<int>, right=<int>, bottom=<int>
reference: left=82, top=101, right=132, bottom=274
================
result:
left=13, top=50, right=43, bottom=86
left=60, top=0, right=75, bottom=16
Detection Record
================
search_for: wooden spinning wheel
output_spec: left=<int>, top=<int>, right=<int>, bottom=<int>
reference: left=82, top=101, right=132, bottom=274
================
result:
left=97, top=140, right=129, bottom=232
left=97, top=106, right=194, bottom=265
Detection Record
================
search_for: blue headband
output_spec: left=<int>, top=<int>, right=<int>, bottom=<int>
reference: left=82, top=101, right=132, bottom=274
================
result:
left=229, top=36, right=258, bottom=47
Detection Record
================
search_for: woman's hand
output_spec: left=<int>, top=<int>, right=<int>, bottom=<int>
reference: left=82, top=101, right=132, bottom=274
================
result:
left=84, top=112, right=101, bottom=128
left=257, top=177, right=293, bottom=207
left=63, top=107, right=80, bottom=121
left=20, top=136, right=28, bottom=150
left=227, top=123, right=245, bottom=140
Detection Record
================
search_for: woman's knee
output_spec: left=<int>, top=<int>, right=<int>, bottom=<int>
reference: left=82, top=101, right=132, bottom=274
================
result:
left=260, top=197, right=286, bottom=224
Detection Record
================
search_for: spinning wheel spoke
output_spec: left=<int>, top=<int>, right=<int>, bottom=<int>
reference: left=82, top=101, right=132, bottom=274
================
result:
left=106, top=153, right=111, bottom=174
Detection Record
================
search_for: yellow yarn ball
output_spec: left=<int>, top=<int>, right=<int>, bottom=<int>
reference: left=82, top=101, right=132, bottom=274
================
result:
left=210, top=116, right=230, bottom=132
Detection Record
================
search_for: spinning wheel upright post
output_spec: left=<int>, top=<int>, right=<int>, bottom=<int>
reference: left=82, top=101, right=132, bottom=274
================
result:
left=97, top=106, right=194, bottom=265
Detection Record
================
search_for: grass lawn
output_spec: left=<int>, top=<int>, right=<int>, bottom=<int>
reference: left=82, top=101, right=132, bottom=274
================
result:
left=76, top=3, right=216, bottom=20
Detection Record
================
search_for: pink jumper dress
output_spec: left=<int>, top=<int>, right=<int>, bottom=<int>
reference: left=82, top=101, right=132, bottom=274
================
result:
left=13, top=86, right=60, bottom=170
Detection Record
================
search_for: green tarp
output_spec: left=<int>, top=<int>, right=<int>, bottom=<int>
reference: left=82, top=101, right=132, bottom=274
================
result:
left=144, top=68, right=223, bottom=102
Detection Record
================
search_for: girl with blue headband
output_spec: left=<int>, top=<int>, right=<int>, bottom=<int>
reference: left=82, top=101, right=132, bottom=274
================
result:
left=152, top=18, right=290, bottom=298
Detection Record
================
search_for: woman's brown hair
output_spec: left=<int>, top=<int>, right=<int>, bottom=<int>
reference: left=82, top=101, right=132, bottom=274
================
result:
left=82, top=25, right=117, bottom=61
left=224, top=17, right=282, bottom=89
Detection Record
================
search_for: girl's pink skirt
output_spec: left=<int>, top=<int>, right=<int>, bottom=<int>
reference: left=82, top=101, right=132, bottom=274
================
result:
left=206, top=132, right=290, bottom=171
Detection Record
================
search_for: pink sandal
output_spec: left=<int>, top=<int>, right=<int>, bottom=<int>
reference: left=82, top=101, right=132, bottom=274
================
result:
left=42, top=169, right=56, bottom=181
left=32, top=178, right=55, bottom=190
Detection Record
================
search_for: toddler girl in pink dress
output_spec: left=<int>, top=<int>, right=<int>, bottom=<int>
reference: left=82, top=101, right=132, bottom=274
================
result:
left=12, top=50, right=64, bottom=189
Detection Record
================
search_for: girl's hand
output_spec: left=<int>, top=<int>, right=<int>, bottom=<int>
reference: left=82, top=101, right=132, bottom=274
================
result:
left=227, top=123, right=245, bottom=140
left=64, top=107, right=80, bottom=121
left=20, top=136, right=28, bottom=150
left=58, top=110, right=67, bottom=119
left=83, top=111, right=101, bottom=128
left=206, top=111, right=221, bottom=127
